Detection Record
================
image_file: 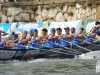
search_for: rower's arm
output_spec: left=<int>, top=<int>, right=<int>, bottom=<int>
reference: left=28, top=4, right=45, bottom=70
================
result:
left=17, top=39, right=28, bottom=45
left=60, top=34, right=67, bottom=39
left=32, top=38, right=40, bottom=43
left=92, top=33, right=96, bottom=38
left=84, top=33, right=88, bottom=38
left=14, top=38, right=19, bottom=43
left=74, top=34, right=84, bottom=39
left=48, top=35, right=58, bottom=40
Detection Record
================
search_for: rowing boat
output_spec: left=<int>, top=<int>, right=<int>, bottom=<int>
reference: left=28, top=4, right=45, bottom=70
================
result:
left=0, top=42, right=100, bottom=60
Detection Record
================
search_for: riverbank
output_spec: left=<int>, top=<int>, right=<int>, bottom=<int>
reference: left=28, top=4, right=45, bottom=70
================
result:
left=1, top=0, right=100, bottom=23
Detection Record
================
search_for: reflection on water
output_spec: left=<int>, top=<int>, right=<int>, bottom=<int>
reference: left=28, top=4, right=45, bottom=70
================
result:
left=0, top=59, right=100, bottom=75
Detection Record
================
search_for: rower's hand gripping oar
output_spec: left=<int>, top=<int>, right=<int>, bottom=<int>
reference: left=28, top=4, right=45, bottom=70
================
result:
left=46, top=41, right=82, bottom=55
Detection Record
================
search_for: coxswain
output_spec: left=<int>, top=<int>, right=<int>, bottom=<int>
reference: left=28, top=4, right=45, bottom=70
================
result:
left=28, top=29, right=40, bottom=48
left=72, top=27, right=84, bottom=45
left=15, top=30, right=28, bottom=49
left=58, top=27, right=72, bottom=47
left=43, top=28, right=57, bottom=48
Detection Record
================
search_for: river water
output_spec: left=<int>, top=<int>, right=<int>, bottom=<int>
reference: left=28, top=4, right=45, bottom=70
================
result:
left=0, top=59, right=100, bottom=75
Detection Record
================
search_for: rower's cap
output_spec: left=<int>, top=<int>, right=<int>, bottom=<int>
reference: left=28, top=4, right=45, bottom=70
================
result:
left=31, top=29, right=38, bottom=33
left=64, top=27, right=70, bottom=30
left=14, top=34, right=18, bottom=37
left=51, top=28, right=56, bottom=31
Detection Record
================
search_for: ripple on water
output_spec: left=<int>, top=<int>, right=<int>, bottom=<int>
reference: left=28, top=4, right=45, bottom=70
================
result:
left=0, top=59, right=100, bottom=75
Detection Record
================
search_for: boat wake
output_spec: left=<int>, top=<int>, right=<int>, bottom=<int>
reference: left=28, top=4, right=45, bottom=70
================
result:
left=79, top=51, right=100, bottom=59
left=27, top=58, right=46, bottom=63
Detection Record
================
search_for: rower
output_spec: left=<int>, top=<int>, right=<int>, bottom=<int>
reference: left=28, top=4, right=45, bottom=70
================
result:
left=0, top=30, right=9, bottom=48
left=40, top=28, right=48, bottom=44
left=43, top=28, right=57, bottom=48
left=28, top=29, right=40, bottom=48
left=56, top=28, right=62, bottom=45
left=16, top=30, right=28, bottom=49
left=71, top=27, right=76, bottom=35
left=84, top=28, right=96, bottom=44
left=4, top=33, right=19, bottom=49
left=94, top=21, right=100, bottom=35
left=72, top=27, right=84, bottom=45
left=58, top=27, right=72, bottom=47
left=27, top=29, right=33, bottom=41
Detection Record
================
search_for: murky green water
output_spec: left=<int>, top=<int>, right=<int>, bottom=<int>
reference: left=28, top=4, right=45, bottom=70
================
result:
left=0, top=59, right=100, bottom=75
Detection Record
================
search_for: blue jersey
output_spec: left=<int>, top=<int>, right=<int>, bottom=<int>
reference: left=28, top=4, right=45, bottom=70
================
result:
left=30, top=36, right=39, bottom=48
left=92, top=26, right=99, bottom=34
left=0, top=38, right=5, bottom=48
left=58, top=34, right=70, bottom=47
left=43, top=35, right=56, bottom=48
left=72, top=34, right=82, bottom=45
left=16, top=38, right=26, bottom=49
left=85, top=33, right=94, bottom=44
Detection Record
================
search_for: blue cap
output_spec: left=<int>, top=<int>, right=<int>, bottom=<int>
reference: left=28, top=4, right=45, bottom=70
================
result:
left=14, top=34, right=18, bottom=37
left=51, top=28, right=55, bottom=31
left=31, top=29, right=38, bottom=33
left=64, top=27, right=70, bottom=30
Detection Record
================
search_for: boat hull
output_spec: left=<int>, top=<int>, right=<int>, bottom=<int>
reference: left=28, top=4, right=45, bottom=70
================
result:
left=0, top=42, right=100, bottom=60
left=0, top=47, right=75, bottom=60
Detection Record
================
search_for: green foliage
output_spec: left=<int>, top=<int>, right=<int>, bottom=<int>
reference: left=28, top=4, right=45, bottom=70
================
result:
left=67, top=2, right=76, bottom=7
left=49, top=4, right=56, bottom=9
left=21, top=6, right=26, bottom=10
left=27, top=6, right=38, bottom=11
left=43, top=5, right=50, bottom=10
left=12, top=17, right=17, bottom=23
left=78, top=1, right=85, bottom=5
left=3, top=9, right=7, bottom=16
left=56, top=3, right=64, bottom=10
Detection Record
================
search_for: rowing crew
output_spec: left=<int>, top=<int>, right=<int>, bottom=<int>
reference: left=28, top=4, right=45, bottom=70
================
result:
left=0, top=21, right=100, bottom=49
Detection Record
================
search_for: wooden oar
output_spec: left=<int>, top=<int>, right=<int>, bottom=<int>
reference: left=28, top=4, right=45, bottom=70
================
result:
left=40, top=48, right=80, bottom=55
left=62, top=39, right=93, bottom=52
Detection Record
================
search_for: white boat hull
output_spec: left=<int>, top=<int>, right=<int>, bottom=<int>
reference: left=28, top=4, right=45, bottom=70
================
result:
left=79, top=51, right=100, bottom=59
